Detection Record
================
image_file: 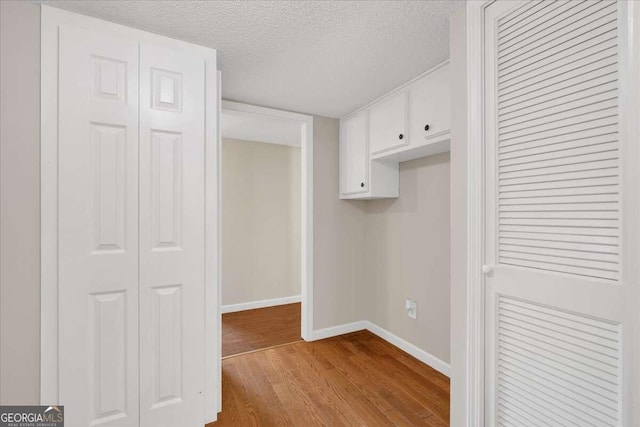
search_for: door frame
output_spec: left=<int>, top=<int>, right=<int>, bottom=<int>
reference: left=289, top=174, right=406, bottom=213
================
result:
left=465, top=2, right=492, bottom=425
left=220, top=100, right=315, bottom=343
left=39, top=5, right=221, bottom=424
left=466, top=1, right=640, bottom=426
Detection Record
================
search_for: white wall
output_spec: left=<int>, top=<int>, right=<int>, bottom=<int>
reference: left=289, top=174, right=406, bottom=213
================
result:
left=365, top=152, right=451, bottom=364
left=0, top=0, right=41, bottom=404
left=221, top=138, right=301, bottom=306
left=449, top=7, right=468, bottom=427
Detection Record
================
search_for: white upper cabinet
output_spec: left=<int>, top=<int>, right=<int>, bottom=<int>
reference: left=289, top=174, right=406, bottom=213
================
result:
left=340, top=110, right=369, bottom=195
left=340, top=62, right=451, bottom=199
left=340, top=110, right=399, bottom=199
left=369, top=91, right=408, bottom=155
left=408, top=64, right=450, bottom=146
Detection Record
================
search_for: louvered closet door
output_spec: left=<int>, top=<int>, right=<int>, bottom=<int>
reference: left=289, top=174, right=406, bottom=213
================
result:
left=484, top=1, right=640, bottom=426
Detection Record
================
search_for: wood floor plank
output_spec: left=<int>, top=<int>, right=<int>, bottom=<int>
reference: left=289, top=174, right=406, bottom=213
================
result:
left=351, top=350, right=449, bottom=422
left=349, top=332, right=450, bottom=422
left=222, top=303, right=301, bottom=357
left=277, top=346, right=366, bottom=426
left=333, top=343, right=437, bottom=420
left=266, top=348, right=328, bottom=426
left=209, top=330, right=451, bottom=426
left=234, top=354, right=292, bottom=426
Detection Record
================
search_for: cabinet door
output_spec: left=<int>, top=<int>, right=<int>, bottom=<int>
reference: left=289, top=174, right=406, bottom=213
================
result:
left=408, top=65, right=450, bottom=144
left=369, top=91, right=408, bottom=155
left=340, top=111, right=368, bottom=195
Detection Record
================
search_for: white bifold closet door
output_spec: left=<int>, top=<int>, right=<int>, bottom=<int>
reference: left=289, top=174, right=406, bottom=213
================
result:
left=484, top=1, right=639, bottom=426
left=58, top=25, right=206, bottom=427
left=138, top=43, right=205, bottom=427
left=58, top=26, right=140, bottom=427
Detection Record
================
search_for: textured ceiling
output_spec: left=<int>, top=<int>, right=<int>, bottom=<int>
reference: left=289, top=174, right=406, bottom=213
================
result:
left=43, top=0, right=464, bottom=118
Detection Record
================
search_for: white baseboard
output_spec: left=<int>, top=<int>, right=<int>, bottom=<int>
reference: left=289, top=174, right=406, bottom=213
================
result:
left=311, top=321, right=368, bottom=341
left=365, top=321, right=451, bottom=377
left=310, top=320, right=450, bottom=378
left=221, top=295, right=301, bottom=314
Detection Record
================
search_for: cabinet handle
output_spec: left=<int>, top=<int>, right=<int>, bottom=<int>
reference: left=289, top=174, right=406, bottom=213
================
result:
left=398, top=134, right=404, bottom=140
left=360, top=182, right=365, bottom=188
left=424, top=124, right=430, bottom=131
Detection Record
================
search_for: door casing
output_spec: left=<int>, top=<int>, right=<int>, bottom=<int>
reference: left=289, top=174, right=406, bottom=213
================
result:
left=220, top=100, right=315, bottom=343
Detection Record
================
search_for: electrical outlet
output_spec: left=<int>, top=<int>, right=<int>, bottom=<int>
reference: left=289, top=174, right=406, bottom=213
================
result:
left=406, top=299, right=417, bottom=319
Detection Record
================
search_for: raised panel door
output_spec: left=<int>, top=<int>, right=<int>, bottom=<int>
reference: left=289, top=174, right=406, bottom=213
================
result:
left=139, top=42, right=206, bottom=427
left=58, top=25, right=139, bottom=427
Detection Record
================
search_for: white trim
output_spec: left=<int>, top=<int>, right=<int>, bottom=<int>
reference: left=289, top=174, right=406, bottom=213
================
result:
left=220, top=100, right=314, bottom=344
left=311, top=321, right=368, bottom=341
left=222, top=100, right=313, bottom=123
left=221, top=295, right=302, bottom=314
left=366, top=322, right=450, bottom=377
left=466, top=1, right=492, bottom=426
left=40, top=5, right=59, bottom=405
left=204, top=58, right=221, bottom=423
left=39, top=6, right=220, bottom=425
left=214, top=70, right=223, bottom=417
left=310, top=321, right=450, bottom=377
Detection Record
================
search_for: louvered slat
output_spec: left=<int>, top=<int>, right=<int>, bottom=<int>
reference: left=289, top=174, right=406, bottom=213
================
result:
left=497, top=296, right=621, bottom=426
left=496, top=0, right=619, bottom=282
left=500, top=37, right=617, bottom=98
left=498, top=1, right=569, bottom=41
left=499, top=81, right=618, bottom=124
left=499, top=71, right=618, bottom=114
left=498, top=3, right=616, bottom=68
left=498, top=1, right=607, bottom=59
left=499, top=93, right=617, bottom=131
left=498, top=2, right=616, bottom=68
left=499, top=127, right=618, bottom=155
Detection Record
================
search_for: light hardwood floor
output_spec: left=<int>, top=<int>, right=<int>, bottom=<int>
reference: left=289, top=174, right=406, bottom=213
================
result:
left=210, top=330, right=450, bottom=426
left=222, top=302, right=302, bottom=357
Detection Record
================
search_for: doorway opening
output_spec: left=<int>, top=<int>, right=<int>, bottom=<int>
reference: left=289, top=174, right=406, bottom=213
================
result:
left=219, top=101, right=313, bottom=360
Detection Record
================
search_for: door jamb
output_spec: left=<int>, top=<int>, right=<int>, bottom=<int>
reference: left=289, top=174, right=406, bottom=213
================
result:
left=466, top=1, right=493, bottom=426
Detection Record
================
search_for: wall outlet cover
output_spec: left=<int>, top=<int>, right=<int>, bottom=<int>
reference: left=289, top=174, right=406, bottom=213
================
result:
left=406, top=299, right=417, bottom=319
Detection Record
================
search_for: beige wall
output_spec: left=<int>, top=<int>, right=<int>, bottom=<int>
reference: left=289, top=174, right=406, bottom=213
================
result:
left=312, top=116, right=368, bottom=329
left=449, top=7, right=468, bottom=426
left=0, top=0, right=42, bottom=404
left=365, top=153, right=451, bottom=364
left=221, top=138, right=301, bottom=306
